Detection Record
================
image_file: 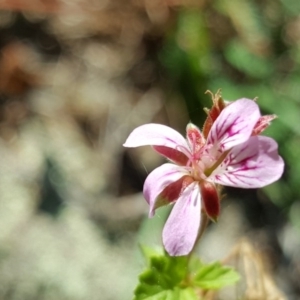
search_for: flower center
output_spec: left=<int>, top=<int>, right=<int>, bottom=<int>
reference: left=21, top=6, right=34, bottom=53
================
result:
left=186, top=122, right=228, bottom=182
left=188, top=142, right=227, bottom=182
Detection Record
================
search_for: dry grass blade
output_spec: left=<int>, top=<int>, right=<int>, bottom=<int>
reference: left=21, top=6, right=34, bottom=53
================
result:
left=215, top=239, right=287, bottom=300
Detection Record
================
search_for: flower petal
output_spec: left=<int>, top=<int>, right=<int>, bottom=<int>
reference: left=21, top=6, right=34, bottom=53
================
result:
left=210, top=136, right=284, bottom=188
left=123, top=123, right=190, bottom=158
left=162, top=182, right=201, bottom=256
left=143, top=163, right=189, bottom=217
left=207, top=99, right=261, bottom=151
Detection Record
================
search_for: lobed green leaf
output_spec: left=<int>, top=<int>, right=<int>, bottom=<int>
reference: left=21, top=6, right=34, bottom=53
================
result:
left=134, top=253, right=189, bottom=300
left=134, top=247, right=240, bottom=299
left=191, top=261, right=240, bottom=290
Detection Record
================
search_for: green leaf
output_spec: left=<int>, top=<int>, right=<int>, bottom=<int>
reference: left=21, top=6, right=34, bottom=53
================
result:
left=134, top=251, right=189, bottom=300
left=134, top=247, right=240, bottom=299
left=135, top=288, right=198, bottom=300
left=139, top=290, right=172, bottom=300
left=178, top=288, right=199, bottom=300
left=191, top=261, right=240, bottom=290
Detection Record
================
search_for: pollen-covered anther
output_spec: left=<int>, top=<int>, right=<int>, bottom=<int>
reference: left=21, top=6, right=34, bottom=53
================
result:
left=200, top=181, right=220, bottom=222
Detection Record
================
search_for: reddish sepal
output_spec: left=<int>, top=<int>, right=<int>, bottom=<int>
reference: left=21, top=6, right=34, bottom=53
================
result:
left=252, top=114, right=277, bottom=135
left=159, top=175, right=194, bottom=204
left=153, top=145, right=189, bottom=165
left=200, top=181, right=220, bottom=222
left=203, top=90, right=226, bottom=138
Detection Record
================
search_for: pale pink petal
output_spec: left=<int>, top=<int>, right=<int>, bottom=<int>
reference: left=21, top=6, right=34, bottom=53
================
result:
left=207, top=99, right=261, bottom=151
left=209, top=136, right=284, bottom=188
left=123, top=124, right=190, bottom=157
left=143, top=163, right=189, bottom=217
left=162, top=182, right=201, bottom=256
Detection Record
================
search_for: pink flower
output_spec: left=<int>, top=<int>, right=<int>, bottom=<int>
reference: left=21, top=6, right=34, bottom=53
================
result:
left=123, top=99, right=284, bottom=256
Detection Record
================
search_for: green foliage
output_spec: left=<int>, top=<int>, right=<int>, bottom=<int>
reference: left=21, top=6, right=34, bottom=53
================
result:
left=134, top=288, right=198, bottom=300
left=134, top=253, right=188, bottom=299
left=191, top=261, right=240, bottom=290
left=134, top=248, right=239, bottom=300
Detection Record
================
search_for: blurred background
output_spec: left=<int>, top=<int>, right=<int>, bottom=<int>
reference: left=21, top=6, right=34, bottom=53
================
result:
left=0, top=0, right=299, bottom=299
